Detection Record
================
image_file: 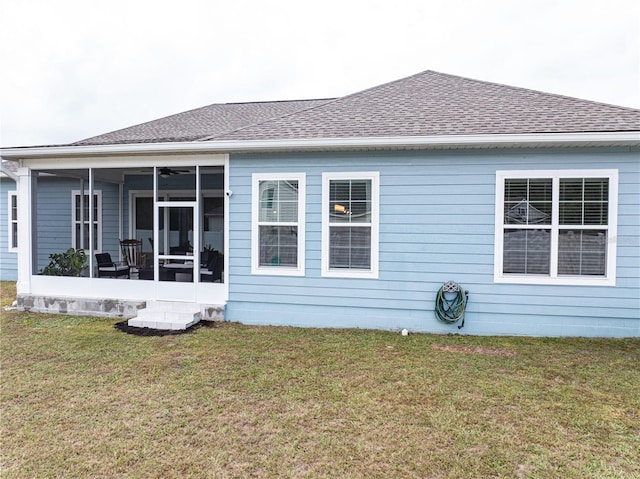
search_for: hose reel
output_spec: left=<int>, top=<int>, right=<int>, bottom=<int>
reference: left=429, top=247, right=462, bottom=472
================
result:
left=435, top=281, right=469, bottom=329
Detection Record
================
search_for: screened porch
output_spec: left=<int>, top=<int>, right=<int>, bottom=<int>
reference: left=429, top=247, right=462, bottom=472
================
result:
left=28, top=164, right=226, bottom=293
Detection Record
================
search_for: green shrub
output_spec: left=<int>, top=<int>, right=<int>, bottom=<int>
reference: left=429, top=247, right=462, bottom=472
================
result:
left=41, top=248, right=87, bottom=276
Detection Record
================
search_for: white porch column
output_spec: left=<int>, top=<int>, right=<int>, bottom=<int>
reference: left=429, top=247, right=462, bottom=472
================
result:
left=15, top=167, right=33, bottom=295
left=223, top=155, right=230, bottom=296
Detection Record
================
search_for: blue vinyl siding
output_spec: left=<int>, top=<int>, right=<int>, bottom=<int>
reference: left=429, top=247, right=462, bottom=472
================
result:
left=226, top=147, right=640, bottom=337
left=122, top=174, right=152, bottom=245
left=101, top=182, right=121, bottom=260
left=0, top=177, right=18, bottom=280
left=34, top=178, right=120, bottom=272
left=34, top=178, right=74, bottom=271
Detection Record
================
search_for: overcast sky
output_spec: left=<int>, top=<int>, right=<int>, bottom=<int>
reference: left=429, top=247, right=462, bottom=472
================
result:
left=1, top=0, right=638, bottom=148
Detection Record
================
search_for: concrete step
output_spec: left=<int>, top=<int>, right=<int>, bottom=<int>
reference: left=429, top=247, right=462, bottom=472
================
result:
left=128, top=301, right=201, bottom=330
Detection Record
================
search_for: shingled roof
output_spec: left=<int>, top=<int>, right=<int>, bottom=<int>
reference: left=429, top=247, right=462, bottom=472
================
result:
left=74, top=99, right=334, bottom=145
left=75, top=70, right=640, bottom=146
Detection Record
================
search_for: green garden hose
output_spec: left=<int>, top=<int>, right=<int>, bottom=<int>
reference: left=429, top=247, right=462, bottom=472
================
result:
left=435, top=281, right=469, bottom=328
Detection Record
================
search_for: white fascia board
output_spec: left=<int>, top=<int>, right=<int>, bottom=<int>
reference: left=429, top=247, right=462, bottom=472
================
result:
left=1, top=131, right=639, bottom=159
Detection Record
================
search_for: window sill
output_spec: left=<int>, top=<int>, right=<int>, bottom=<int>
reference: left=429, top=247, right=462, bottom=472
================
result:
left=322, top=268, right=379, bottom=279
left=252, top=266, right=305, bottom=277
left=494, top=274, right=615, bottom=287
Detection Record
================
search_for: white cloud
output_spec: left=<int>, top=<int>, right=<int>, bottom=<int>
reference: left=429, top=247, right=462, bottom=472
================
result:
left=1, top=0, right=638, bottom=147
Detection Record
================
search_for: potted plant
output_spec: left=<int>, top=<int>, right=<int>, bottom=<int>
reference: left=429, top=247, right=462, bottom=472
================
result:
left=41, top=248, right=88, bottom=277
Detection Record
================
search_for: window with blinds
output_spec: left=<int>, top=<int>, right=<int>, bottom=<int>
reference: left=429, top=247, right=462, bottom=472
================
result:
left=322, top=172, right=379, bottom=278
left=328, top=179, right=372, bottom=269
left=252, top=173, right=305, bottom=276
left=495, top=170, right=617, bottom=286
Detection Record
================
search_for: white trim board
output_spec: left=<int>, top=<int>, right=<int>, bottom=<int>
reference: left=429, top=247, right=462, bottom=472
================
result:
left=3, top=132, right=639, bottom=160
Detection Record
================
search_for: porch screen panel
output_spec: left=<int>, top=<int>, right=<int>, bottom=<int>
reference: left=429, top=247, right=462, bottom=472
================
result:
left=203, top=196, right=224, bottom=253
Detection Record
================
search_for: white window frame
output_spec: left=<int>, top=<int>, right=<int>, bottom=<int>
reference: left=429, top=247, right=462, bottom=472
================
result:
left=72, top=190, right=103, bottom=253
left=251, top=173, right=306, bottom=276
left=8, top=191, right=18, bottom=252
left=322, top=171, right=379, bottom=279
left=494, top=169, right=618, bottom=286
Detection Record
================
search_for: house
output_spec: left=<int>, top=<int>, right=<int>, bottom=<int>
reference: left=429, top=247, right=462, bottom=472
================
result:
left=0, top=160, right=19, bottom=281
left=1, top=70, right=639, bottom=336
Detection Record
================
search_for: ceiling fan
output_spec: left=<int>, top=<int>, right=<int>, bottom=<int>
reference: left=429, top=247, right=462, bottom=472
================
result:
left=158, top=167, right=190, bottom=177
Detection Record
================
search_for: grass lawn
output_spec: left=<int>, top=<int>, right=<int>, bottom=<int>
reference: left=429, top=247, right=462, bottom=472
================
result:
left=1, top=281, right=639, bottom=478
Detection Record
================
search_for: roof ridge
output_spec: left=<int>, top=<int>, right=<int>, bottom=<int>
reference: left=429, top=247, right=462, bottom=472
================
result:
left=197, top=98, right=337, bottom=141
left=222, top=98, right=335, bottom=106
left=415, top=70, right=640, bottom=113
left=318, top=69, right=441, bottom=102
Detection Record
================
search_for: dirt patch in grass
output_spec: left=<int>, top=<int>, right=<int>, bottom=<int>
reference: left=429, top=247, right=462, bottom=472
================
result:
left=431, top=343, right=519, bottom=357
left=114, top=319, right=222, bottom=336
